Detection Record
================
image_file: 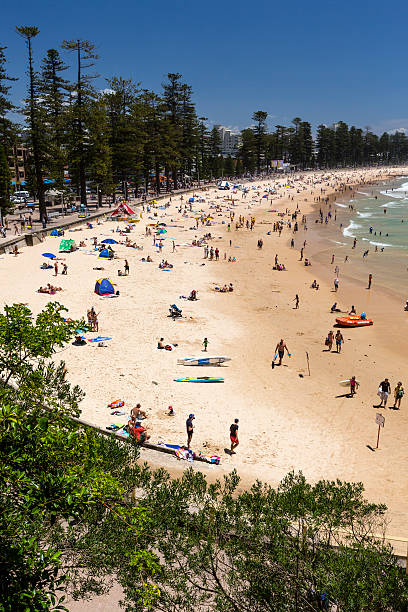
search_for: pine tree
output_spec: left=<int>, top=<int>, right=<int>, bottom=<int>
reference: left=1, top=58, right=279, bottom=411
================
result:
left=87, top=97, right=114, bottom=206
left=162, top=73, right=183, bottom=189
left=208, top=127, right=222, bottom=178
left=223, top=155, right=234, bottom=177
left=40, top=49, right=69, bottom=189
left=0, top=46, right=18, bottom=153
left=61, top=39, right=98, bottom=205
left=16, top=26, right=47, bottom=222
left=105, top=77, right=140, bottom=199
left=239, top=128, right=256, bottom=174
left=0, top=144, right=12, bottom=220
left=252, top=110, right=268, bottom=173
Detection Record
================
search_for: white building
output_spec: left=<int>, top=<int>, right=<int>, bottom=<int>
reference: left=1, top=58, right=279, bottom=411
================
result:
left=214, top=125, right=241, bottom=157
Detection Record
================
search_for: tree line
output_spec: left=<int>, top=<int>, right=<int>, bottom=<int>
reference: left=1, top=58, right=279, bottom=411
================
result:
left=1, top=302, right=408, bottom=610
left=1, top=28, right=408, bottom=223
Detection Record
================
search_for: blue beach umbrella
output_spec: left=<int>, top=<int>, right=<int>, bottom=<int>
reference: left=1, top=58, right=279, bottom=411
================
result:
left=101, top=238, right=118, bottom=244
left=42, top=252, right=56, bottom=259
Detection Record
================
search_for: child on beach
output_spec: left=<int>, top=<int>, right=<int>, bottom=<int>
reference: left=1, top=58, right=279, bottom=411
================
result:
left=203, top=337, right=208, bottom=352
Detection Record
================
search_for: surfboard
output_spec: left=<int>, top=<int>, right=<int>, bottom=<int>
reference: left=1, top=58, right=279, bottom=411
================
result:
left=177, top=357, right=231, bottom=366
left=173, top=377, right=224, bottom=383
left=339, top=379, right=360, bottom=387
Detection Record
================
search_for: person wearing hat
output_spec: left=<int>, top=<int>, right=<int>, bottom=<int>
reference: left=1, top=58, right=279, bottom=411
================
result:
left=230, top=419, right=239, bottom=453
left=186, top=414, right=195, bottom=449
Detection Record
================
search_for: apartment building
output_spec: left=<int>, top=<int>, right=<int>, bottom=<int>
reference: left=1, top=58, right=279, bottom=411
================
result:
left=8, top=146, right=28, bottom=187
left=214, top=125, right=241, bottom=157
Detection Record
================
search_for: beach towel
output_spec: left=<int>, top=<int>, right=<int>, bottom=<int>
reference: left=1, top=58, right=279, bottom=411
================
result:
left=108, top=400, right=124, bottom=409
left=88, top=336, right=112, bottom=343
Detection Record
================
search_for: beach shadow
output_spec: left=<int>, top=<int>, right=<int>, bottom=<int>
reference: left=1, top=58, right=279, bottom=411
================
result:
left=336, top=393, right=351, bottom=398
left=224, top=448, right=232, bottom=455
left=366, top=445, right=376, bottom=452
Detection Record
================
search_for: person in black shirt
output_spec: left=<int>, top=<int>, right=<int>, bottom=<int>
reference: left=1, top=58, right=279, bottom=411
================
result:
left=379, top=378, right=391, bottom=407
left=230, top=418, right=239, bottom=453
left=186, top=414, right=195, bottom=449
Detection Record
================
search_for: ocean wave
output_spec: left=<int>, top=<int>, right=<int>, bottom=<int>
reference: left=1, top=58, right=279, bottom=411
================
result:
left=357, top=191, right=370, bottom=196
left=343, top=220, right=361, bottom=238
left=335, top=203, right=347, bottom=208
left=357, top=211, right=373, bottom=218
left=380, top=190, right=407, bottom=199
left=381, top=201, right=405, bottom=208
left=369, top=240, right=393, bottom=247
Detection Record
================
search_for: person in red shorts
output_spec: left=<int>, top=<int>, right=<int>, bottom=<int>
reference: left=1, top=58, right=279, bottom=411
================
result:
left=230, top=419, right=239, bottom=453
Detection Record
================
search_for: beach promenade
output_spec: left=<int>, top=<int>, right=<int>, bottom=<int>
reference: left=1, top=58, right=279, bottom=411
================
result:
left=1, top=166, right=408, bottom=543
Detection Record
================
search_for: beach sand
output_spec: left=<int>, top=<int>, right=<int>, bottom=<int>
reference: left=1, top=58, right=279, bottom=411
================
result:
left=2, top=166, right=408, bottom=547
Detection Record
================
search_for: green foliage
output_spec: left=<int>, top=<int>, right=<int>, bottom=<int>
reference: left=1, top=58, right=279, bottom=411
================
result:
left=0, top=302, right=160, bottom=611
left=0, top=143, right=12, bottom=217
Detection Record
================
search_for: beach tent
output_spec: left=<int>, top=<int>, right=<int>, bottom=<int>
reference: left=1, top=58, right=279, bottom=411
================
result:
left=95, top=278, right=115, bottom=296
left=50, top=228, right=63, bottom=236
left=111, top=202, right=136, bottom=216
left=59, top=239, right=76, bottom=252
left=98, top=248, right=112, bottom=259
left=218, top=181, right=230, bottom=190
left=101, top=238, right=118, bottom=244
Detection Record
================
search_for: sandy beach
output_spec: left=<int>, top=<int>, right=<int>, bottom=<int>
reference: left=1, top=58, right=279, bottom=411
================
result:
left=2, top=166, right=408, bottom=543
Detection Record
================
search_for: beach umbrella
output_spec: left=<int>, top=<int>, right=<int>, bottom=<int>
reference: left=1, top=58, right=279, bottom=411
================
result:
left=42, top=252, right=56, bottom=259
left=101, top=238, right=118, bottom=244
left=189, top=197, right=195, bottom=202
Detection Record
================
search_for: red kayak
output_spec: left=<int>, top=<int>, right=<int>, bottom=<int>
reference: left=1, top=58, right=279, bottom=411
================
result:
left=335, top=316, right=373, bottom=327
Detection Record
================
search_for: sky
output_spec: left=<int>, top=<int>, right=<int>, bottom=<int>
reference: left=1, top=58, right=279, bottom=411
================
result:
left=2, top=0, right=408, bottom=134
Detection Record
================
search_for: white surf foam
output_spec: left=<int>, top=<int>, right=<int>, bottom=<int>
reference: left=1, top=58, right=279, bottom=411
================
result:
left=343, top=220, right=361, bottom=238
left=357, top=211, right=373, bottom=218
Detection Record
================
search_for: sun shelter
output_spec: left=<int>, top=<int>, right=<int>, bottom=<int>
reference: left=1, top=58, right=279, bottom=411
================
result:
left=111, top=202, right=136, bottom=217
left=94, top=278, right=115, bottom=296
left=50, top=228, right=63, bottom=237
left=59, top=239, right=76, bottom=252
left=98, top=248, right=113, bottom=259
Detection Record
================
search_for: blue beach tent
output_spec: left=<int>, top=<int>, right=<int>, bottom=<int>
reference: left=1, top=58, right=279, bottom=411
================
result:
left=95, top=278, right=115, bottom=296
left=98, top=248, right=112, bottom=259
left=50, top=228, right=63, bottom=236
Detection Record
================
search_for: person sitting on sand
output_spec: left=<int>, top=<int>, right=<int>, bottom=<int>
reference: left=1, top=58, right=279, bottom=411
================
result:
left=330, top=302, right=341, bottom=313
left=79, top=240, right=86, bottom=247
left=13, top=245, right=20, bottom=256
left=157, top=338, right=166, bottom=349
left=304, top=258, right=311, bottom=266
left=72, top=335, right=86, bottom=346
left=188, top=289, right=197, bottom=301
left=40, top=262, right=52, bottom=269
left=229, top=283, right=234, bottom=292
left=130, top=421, right=150, bottom=443
left=349, top=305, right=356, bottom=315
left=130, top=403, right=147, bottom=423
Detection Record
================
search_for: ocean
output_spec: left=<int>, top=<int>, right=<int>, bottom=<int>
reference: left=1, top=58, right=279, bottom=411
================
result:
left=308, top=174, right=408, bottom=302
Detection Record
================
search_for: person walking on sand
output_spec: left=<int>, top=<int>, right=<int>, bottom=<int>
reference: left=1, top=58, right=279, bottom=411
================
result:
left=393, top=381, right=404, bottom=409
left=334, top=277, right=339, bottom=292
left=229, top=418, right=239, bottom=453
left=368, top=273, right=372, bottom=289
left=325, top=330, right=334, bottom=351
left=124, top=259, right=129, bottom=275
left=378, top=378, right=391, bottom=407
left=293, top=294, right=299, bottom=309
left=54, top=262, right=58, bottom=276
left=350, top=376, right=359, bottom=397
left=335, top=330, right=344, bottom=353
left=203, top=337, right=208, bottom=352
left=274, top=338, right=290, bottom=366
left=186, top=413, right=195, bottom=449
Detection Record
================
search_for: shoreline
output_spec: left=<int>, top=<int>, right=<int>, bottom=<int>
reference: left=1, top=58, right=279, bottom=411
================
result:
left=1, top=167, right=408, bottom=542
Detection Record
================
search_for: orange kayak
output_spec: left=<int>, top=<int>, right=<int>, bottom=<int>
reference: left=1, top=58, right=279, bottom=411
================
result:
left=335, top=316, right=373, bottom=327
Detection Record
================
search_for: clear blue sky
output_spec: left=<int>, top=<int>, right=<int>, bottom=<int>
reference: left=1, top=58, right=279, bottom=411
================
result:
left=2, top=0, right=408, bottom=134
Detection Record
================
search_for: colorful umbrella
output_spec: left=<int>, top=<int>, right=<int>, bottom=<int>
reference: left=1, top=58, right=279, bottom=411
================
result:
left=101, top=239, right=118, bottom=244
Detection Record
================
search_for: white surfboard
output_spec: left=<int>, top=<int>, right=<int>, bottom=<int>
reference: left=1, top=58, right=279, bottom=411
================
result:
left=177, top=356, right=231, bottom=366
left=339, top=379, right=360, bottom=387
